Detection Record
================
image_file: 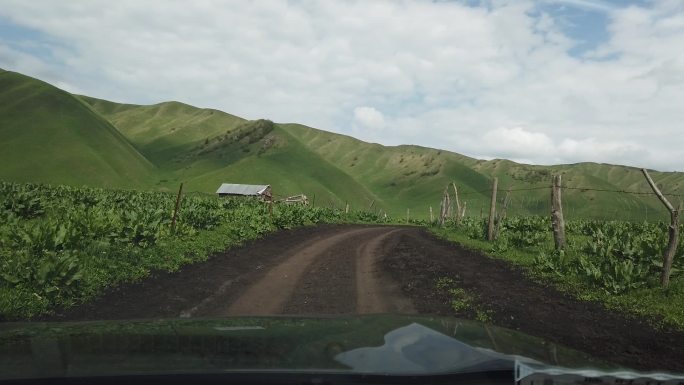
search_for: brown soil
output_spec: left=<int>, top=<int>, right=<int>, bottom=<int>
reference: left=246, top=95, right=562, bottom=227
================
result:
left=44, top=225, right=684, bottom=372
left=381, top=228, right=684, bottom=373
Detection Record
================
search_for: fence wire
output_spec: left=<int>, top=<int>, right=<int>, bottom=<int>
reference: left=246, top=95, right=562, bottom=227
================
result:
left=423, top=177, right=683, bottom=224
left=457, top=185, right=683, bottom=198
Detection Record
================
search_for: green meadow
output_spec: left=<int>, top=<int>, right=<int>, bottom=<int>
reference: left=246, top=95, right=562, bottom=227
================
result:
left=1, top=68, right=682, bottom=221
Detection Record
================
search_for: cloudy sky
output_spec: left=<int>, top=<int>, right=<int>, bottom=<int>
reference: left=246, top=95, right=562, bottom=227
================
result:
left=1, top=0, right=682, bottom=171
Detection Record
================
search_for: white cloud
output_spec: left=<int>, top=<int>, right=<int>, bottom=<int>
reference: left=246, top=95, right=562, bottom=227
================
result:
left=557, top=137, right=645, bottom=162
left=478, top=127, right=651, bottom=167
left=353, top=106, right=385, bottom=131
left=482, top=127, right=555, bottom=160
left=0, top=0, right=683, bottom=171
left=545, top=0, right=616, bottom=13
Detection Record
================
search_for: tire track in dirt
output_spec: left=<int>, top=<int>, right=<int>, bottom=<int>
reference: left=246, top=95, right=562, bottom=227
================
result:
left=183, top=227, right=360, bottom=318
left=280, top=227, right=414, bottom=314
left=223, top=227, right=395, bottom=316
left=43, top=225, right=370, bottom=321
left=355, top=228, right=415, bottom=314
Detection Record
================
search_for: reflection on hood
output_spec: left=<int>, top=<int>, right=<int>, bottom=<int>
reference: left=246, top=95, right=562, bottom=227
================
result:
left=2, top=315, right=680, bottom=382
left=335, top=323, right=525, bottom=374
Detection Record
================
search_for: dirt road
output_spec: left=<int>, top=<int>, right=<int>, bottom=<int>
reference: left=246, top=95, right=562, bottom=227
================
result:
left=213, top=226, right=413, bottom=316
left=53, top=225, right=414, bottom=320
left=47, top=224, right=684, bottom=372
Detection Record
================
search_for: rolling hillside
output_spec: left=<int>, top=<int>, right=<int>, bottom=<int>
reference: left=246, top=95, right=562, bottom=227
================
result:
left=78, top=96, right=246, bottom=167
left=0, top=69, right=154, bottom=187
left=79, top=97, right=382, bottom=207
left=2, top=69, right=682, bottom=220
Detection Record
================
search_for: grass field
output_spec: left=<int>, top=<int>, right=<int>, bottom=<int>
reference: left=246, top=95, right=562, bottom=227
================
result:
left=0, top=70, right=154, bottom=188
left=1, top=68, right=683, bottom=221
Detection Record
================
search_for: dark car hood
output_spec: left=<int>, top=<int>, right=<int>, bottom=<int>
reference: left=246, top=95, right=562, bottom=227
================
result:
left=0, top=315, right=679, bottom=382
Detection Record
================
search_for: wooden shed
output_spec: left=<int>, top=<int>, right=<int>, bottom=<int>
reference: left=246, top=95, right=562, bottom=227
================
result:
left=215, top=183, right=272, bottom=201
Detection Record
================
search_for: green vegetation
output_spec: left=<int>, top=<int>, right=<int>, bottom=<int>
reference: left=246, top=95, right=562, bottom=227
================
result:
left=0, top=69, right=154, bottom=187
left=435, top=277, right=493, bottom=322
left=180, top=123, right=380, bottom=209
left=1, top=69, right=682, bottom=221
left=3, top=66, right=684, bottom=337
left=431, top=216, right=684, bottom=329
left=78, top=95, right=246, bottom=166
left=0, top=181, right=389, bottom=319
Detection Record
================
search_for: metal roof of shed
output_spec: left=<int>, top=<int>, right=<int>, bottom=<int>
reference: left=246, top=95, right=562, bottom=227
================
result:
left=216, top=183, right=270, bottom=195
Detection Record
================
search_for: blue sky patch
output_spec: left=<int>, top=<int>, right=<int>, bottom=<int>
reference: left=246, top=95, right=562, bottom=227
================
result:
left=0, top=16, right=65, bottom=65
left=537, top=1, right=611, bottom=58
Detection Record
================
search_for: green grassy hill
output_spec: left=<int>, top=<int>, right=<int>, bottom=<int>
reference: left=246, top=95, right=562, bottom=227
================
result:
left=0, top=69, right=154, bottom=188
left=78, top=96, right=246, bottom=167
left=279, top=123, right=493, bottom=215
left=471, top=160, right=682, bottom=221
left=2, top=69, right=683, bottom=220
left=181, top=123, right=380, bottom=208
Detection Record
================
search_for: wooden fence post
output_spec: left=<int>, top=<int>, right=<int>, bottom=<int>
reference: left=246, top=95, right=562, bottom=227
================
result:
left=551, top=175, right=566, bottom=249
left=439, top=186, right=450, bottom=227
left=452, top=183, right=462, bottom=225
left=170, top=183, right=183, bottom=234
left=345, top=201, right=349, bottom=214
left=439, top=194, right=444, bottom=225
left=642, top=168, right=681, bottom=288
left=430, top=206, right=434, bottom=223
left=493, top=187, right=511, bottom=240
left=406, top=208, right=410, bottom=224
left=487, top=178, right=498, bottom=241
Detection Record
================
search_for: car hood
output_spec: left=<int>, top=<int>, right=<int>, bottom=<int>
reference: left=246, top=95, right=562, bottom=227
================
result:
left=0, top=315, right=679, bottom=382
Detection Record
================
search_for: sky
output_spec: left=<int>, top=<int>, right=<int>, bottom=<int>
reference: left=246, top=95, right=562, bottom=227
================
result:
left=0, top=0, right=682, bottom=171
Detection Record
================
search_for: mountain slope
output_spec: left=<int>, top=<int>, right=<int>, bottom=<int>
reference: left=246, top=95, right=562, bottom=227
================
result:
left=279, top=124, right=683, bottom=220
left=2, top=69, right=682, bottom=220
left=82, top=99, right=381, bottom=206
left=78, top=96, right=246, bottom=166
left=181, top=123, right=382, bottom=207
left=0, top=69, right=154, bottom=187
left=279, top=123, right=493, bottom=214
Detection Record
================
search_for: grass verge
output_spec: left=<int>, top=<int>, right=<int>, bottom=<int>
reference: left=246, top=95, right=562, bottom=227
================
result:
left=429, top=227, right=684, bottom=330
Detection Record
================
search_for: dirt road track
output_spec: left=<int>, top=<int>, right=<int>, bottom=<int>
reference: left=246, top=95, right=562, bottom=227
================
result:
left=224, top=227, right=413, bottom=315
left=45, top=224, right=684, bottom=372
left=49, top=225, right=413, bottom=320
